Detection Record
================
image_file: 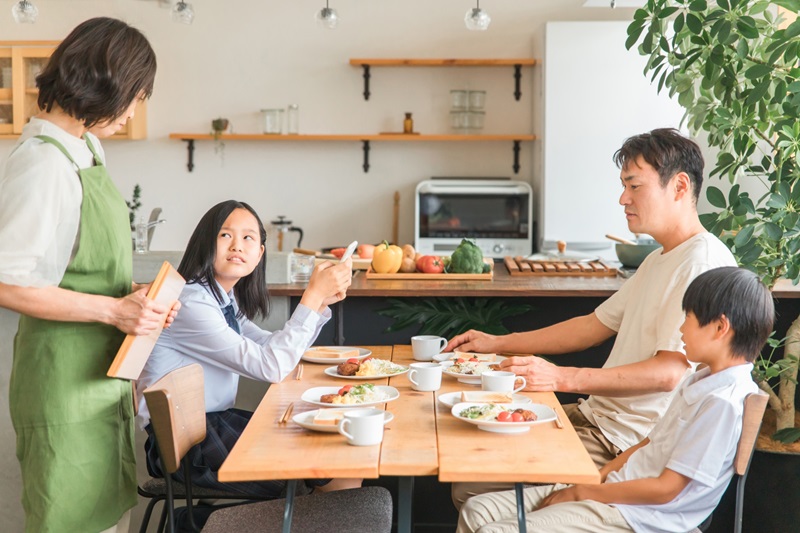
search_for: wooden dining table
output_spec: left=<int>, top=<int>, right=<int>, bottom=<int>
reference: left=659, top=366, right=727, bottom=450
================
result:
left=219, top=345, right=600, bottom=533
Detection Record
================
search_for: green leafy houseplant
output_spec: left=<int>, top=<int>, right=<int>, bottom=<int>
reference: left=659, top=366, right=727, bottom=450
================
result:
left=125, top=184, right=142, bottom=229
left=377, top=297, right=531, bottom=339
left=628, top=0, right=800, bottom=444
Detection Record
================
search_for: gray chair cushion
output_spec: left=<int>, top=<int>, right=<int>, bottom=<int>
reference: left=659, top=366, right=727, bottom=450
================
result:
left=202, top=486, right=393, bottom=533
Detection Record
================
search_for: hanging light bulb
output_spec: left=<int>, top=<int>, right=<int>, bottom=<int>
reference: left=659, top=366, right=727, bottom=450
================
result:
left=12, top=0, right=38, bottom=24
left=315, top=0, right=339, bottom=29
left=464, top=0, right=491, bottom=31
left=171, top=1, right=194, bottom=25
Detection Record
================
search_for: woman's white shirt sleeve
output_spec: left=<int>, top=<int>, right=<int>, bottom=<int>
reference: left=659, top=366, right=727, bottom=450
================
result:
left=0, top=119, right=102, bottom=287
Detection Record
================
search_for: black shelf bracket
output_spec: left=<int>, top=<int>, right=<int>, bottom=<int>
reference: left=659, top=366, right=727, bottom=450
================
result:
left=183, top=139, right=195, bottom=172
left=362, top=65, right=371, bottom=100
left=512, top=140, right=521, bottom=174
left=513, top=64, right=522, bottom=101
left=362, top=140, right=371, bottom=172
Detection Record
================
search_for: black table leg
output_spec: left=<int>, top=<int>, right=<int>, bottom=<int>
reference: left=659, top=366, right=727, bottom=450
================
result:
left=516, top=482, right=528, bottom=533
left=397, top=477, right=414, bottom=533
left=333, top=301, right=344, bottom=346
left=282, top=479, right=298, bottom=533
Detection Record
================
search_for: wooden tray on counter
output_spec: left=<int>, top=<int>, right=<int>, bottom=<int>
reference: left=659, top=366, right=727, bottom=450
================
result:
left=505, top=256, right=617, bottom=277
left=365, top=266, right=493, bottom=281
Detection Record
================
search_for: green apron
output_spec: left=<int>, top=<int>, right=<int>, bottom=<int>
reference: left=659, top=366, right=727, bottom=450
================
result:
left=9, top=135, right=136, bottom=532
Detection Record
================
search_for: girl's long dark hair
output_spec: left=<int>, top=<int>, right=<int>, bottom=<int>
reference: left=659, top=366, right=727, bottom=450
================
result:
left=178, top=200, right=270, bottom=320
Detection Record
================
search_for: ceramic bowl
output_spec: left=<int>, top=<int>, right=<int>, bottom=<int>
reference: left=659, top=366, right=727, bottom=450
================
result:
left=615, top=240, right=660, bottom=268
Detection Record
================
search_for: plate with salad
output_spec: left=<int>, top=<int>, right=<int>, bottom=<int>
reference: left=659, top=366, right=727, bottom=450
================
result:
left=451, top=402, right=556, bottom=433
left=301, top=384, right=400, bottom=408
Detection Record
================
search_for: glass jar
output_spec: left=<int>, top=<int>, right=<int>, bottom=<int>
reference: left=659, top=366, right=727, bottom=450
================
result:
left=468, top=111, right=485, bottom=130
left=286, top=104, right=299, bottom=135
left=450, top=111, right=469, bottom=131
left=261, top=109, right=284, bottom=134
left=468, top=90, right=486, bottom=111
left=450, top=90, right=468, bottom=111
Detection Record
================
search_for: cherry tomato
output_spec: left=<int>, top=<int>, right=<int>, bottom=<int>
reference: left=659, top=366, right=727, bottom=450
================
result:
left=469, top=357, right=479, bottom=362
left=456, top=358, right=465, bottom=364
left=511, top=412, right=524, bottom=422
left=338, top=385, right=352, bottom=395
left=346, top=358, right=360, bottom=364
left=496, top=411, right=512, bottom=422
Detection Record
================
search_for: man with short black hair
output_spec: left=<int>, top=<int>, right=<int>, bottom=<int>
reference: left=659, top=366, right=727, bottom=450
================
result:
left=448, top=128, right=737, bottom=508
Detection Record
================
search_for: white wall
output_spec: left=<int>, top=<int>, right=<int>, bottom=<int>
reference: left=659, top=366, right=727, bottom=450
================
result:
left=1, top=0, right=636, bottom=253
left=0, top=1, right=640, bottom=530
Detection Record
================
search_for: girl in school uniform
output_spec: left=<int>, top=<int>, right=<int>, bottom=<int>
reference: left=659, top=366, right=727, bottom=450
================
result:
left=136, top=199, right=358, bottom=497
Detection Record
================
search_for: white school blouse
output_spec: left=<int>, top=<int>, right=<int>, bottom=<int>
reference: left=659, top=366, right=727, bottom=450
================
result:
left=136, top=280, right=330, bottom=429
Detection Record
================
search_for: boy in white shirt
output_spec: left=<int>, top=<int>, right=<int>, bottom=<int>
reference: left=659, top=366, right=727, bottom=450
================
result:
left=458, top=266, right=774, bottom=533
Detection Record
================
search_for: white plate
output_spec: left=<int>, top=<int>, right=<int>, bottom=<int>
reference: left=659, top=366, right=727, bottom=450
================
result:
left=301, top=385, right=400, bottom=408
left=437, top=391, right=531, bottom=408
left=451, top=402, right=557, bottom=433
left=441, top=360, right=506, bottom=385
left=292, top=409, right=394, bottom=433
left=323, top=364, right=409, bottom=380
left=301, top=347, right=372, bottom=364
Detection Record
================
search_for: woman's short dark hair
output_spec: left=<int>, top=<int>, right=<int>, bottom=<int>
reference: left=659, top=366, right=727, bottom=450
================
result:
left=682, top=267, right=774, bottom=362
left=613, top=128, right=704, bottom=203
left=178, top=200, right=270, bottom=321
left=37, top=17, right=157, bottom=128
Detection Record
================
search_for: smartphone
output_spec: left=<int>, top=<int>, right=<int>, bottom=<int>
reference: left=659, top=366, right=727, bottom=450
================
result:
left=340, top=240, right=358, bottom=263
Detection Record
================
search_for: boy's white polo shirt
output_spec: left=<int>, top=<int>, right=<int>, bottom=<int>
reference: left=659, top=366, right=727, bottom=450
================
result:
left=607, top=363, right=758, bottom=533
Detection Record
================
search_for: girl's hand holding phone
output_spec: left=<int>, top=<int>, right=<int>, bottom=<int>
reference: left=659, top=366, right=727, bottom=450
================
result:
left=300, top=257, right=353, bottom=312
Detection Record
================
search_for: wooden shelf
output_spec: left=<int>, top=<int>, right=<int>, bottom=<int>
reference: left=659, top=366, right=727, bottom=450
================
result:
left=349, top=59, right=537, bottom=67
left=169, top=133, right=536, bottom=173
left=349, top=57, right=537, bottom=101
left=168, top=133, right=535, bottom=142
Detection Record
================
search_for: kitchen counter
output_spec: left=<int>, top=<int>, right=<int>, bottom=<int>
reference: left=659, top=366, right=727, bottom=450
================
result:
left=267, top=265, right=800, bottom=298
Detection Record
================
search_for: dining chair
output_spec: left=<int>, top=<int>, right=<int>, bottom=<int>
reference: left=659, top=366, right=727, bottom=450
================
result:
left=689, top=391, right=769, bottom=533
left=143, top=363, right=393, bottom=533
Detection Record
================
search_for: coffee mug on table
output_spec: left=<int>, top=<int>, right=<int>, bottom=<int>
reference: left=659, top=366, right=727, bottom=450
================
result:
left=481, top=370, right=526, bottom=393
left=411, top=335, right=447, bottom=361
left=408, top=362, right=442, bottom=392
left=337, top=408, right=385, bottom=446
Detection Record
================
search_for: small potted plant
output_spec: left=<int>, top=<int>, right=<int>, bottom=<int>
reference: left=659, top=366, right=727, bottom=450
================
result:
left=211, top=117, right=230, bottom=162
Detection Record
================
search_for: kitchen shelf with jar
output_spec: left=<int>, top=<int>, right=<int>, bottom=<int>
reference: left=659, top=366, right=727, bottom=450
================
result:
left=168, top=132, right=536, bottom=173
left=348, top=58, right=537, bottom=101
left=0, top=41, right=147, bottom=140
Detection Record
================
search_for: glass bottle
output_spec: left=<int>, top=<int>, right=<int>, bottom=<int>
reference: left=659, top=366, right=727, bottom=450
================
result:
left=286, top=104, right=299, bottom=135
left=403, top=112, right=414, bottom=134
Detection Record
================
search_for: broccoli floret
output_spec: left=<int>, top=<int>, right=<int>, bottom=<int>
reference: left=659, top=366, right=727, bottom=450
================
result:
left=446, top=239, right=485, bottom=274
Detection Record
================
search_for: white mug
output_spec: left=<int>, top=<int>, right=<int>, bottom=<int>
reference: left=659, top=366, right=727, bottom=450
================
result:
left=411, top=335, right=447, bottom=361
left=408, top=362, right=443, bottom=392
left=481, top=370, right=526, bottom=394
left=337, top=408, right=385, bottom=446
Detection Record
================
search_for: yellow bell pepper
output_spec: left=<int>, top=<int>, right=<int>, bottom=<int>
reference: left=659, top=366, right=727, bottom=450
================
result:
left=371, top=240, right=403, bottom=274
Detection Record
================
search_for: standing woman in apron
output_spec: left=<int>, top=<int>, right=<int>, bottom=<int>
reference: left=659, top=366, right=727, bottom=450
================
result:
left=0, top=18, right=175, bottom=532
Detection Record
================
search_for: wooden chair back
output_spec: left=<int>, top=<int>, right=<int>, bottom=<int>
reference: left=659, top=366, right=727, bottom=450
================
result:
left=143, top=364, right=206, bottom=475
left=734, top=391, right=768, bottom=475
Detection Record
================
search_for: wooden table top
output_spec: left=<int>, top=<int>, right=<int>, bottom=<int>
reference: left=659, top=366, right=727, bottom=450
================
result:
left=220, top=345, right=600, bottom=487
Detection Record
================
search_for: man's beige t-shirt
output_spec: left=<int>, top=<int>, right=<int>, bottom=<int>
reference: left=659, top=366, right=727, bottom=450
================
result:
left=580, top=232, right=736, bottom=451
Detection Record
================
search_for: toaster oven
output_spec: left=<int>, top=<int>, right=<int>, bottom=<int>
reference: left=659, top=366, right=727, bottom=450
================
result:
left=415, top=179, right=533, bottom=258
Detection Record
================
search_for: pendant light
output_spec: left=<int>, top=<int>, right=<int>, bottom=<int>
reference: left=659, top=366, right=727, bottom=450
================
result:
left=12, top=0, right=38, bottom=24
left=171, top=1, right=194, bottom=25
left=465, top=0, right=491, bottom=31
left=315, top=0, right=339, bottom=29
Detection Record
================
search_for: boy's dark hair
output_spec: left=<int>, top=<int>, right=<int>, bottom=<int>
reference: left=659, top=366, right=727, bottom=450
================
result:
left=178, top=200, right=270, bottom=321
left=613, top=128, right=704, bottom=203
left=37, top=17, right=157, bottom=128
left=682, top=267, right=774, bottom=362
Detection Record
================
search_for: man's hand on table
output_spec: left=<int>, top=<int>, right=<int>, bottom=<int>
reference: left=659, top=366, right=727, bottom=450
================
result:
left=499, top=355, right=560, bottom=392
left=445, top=329, right=499, bottom=353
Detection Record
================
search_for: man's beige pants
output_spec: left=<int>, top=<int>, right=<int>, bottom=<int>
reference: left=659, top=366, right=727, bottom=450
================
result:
left=457, top=483, right=632, bottom=533
left=451, top=402, right=621, bottom=510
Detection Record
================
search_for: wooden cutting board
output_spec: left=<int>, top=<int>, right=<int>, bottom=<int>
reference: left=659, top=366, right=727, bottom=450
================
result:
left=505, top=256, right=617, bottom=277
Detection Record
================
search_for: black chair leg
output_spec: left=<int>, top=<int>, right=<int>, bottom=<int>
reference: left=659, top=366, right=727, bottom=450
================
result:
left=139, top=496, right=164, bottom=533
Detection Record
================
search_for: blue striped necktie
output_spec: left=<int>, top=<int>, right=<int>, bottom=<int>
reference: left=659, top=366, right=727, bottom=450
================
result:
left=222, top=303, right=241, bottom=334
